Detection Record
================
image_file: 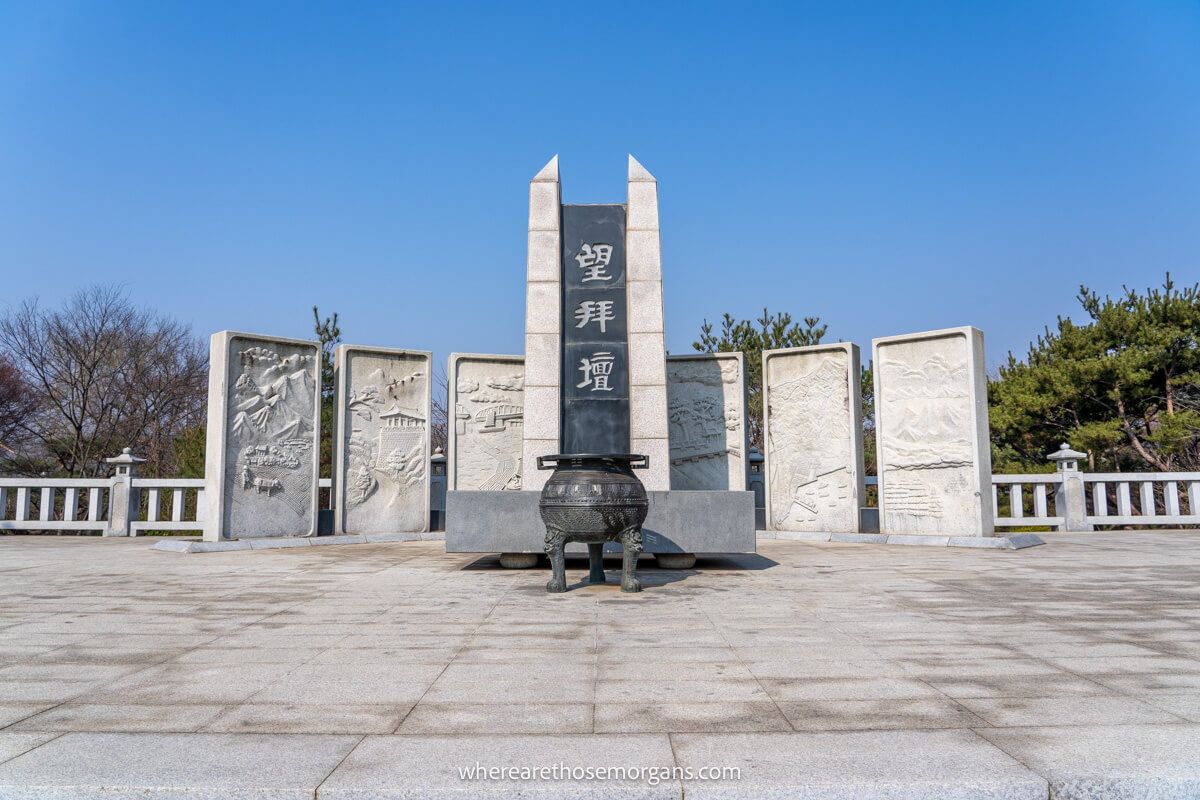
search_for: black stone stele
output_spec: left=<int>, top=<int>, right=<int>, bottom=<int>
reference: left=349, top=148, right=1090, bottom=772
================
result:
left=561, top=205, right=630, bottom=454
left=537, top=454, right=649, bottom=593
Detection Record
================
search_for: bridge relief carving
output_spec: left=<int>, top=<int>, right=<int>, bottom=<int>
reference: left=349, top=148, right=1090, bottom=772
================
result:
left=451, top=357, right=525, bottom=491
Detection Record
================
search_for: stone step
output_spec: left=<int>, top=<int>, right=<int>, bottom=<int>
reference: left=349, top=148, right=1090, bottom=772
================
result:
left=1, top=726, right=1198, bottom=799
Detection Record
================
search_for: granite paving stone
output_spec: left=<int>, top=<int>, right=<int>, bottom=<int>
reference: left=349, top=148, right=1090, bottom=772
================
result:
left=672, top=730, right=1048, bottom=800
left=316, top=733, right=680, bottom=799
left=0, top=706, right=52, bottom=730
left=593, top=702, right=791, bottom=733
left=924, top=673, right=1112, bottom=699
left=979, top=724, right=1200, bottom=800
left=0, top=732, right=360, bottom=799
left=202, top=703, right=410, bottom=734
left=11, top=703, right=229, bottom=733
left=1140, top=693, right=1200, bottom=721
left=778, top=697, right=987, bottom=731
left=398, top=703, right=593, bottom=734
left=0, top=734, right=56, bottom=766
left=958, top=695, right=1186, bottom=727
left=759, top=676, right=946, bottom=702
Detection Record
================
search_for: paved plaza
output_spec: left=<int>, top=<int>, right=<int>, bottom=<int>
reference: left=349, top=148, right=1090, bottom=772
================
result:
left=1, top=533, right=1199, bottom=798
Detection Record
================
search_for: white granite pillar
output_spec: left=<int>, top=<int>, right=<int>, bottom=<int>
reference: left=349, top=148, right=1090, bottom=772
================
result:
left=521, top=156, right=562, bottom=492
left=626, top=155, right=670, bottom=490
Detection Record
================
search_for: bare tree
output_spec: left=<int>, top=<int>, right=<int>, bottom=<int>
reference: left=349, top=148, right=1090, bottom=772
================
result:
left=0, top=354, right=38, bottom=469
left=0, top=286, right=208, bottom=477
left=430, top=365, right=448, bottom=454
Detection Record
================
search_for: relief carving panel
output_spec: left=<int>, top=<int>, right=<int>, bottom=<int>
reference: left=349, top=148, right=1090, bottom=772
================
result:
left=449, top=355, right=525, bottom=491
left=219, top=334, right=320, bottom=538
left=666, top=354, right=746, bottom=491
left=875, top=328, right=991, bottom=536
left=335, top=346, right=431, bottom=534
left=763, top=344, right=863, bottom=532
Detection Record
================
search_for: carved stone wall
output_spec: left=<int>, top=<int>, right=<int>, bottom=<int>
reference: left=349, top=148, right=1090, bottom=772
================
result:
left=333, top=346, right=431, bottom=534
left=449, top=354, right=525, bottom=492
left=762, top=343, right=864, bottom=532
left=666, top=353, right=747, bottom=491
left=873, top=327, right=993, bottom=536
left=204, top=332, right=321, bottom=541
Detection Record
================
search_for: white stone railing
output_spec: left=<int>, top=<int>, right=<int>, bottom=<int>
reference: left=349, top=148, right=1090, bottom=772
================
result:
left=991, top=474, right=1065, bottom=529
left=0, top=478, right=113, bottom=533
left=129, top=478, right=205, bottom=534
left=864, top=463, right=1200, bottom=531
left=0, top=472, right=337, bottom=536
left=3, top=449, right=1196, bottom=536
left=1081, top=473, right=1200, bottom=528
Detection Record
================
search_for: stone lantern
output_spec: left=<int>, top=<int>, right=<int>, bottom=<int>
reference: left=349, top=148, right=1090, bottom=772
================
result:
left=1047, top=443, right=1086, bottom=473
left=104, top=448, right=145, bottom=537
left=1047, top=443, right=1091, bottom=532
left=430, top=447, right=447, bottom=530
left=747, top=447, right=766, bottom=529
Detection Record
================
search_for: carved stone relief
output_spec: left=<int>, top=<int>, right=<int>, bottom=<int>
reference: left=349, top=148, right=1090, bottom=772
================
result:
left=874, top=328, right=992, bottom=536
left=666, top=354, right=746, bottom=491
left=334, top=347, right=431, bottom=534
left=449, top=355, right=525, bottom=491
left=763, top=344, right=863, bottom=532
left=212, top=333, right=321, bottom=539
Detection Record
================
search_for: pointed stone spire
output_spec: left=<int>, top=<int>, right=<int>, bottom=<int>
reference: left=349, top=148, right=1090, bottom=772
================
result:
left=625, top=153, right=668, bottom=490
left=532, top=155, right=559, bottom=182
left=628, top=154, right=656, bottom=182
left=523, top=153, right=563, bottom=491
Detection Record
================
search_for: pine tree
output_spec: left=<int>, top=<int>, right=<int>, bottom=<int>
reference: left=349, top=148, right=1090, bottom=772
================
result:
left=693, top=308, right=827, bottom=449
left=990, top=274, right=1200, bottom=472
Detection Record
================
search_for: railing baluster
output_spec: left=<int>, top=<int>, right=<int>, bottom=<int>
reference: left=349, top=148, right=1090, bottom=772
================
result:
left=1117, top=482, right=1132, bottom=516
left=146, top=488, right=160, bottom=523
left=171, top=489, right=184, bottom=522
left=1093, top=481, right=1108, bottom=516
left=1139, top=481, right=1156, bottom=517
left=0, top=486, right=7, bottom=520
left=39, top=488, right=53, bottom=522
left=15, top=488, right=30, bottom=521
left=1189, top=482, right=1200, bottom=516
left=1164, top=481, right=1179, bottom=517
left=1034, top=484, right=1048, bottom=517
left=195, top=489, right=205, bottom=522
left=64, top=488, right=79, bottom=522
left=1010, top=484, right=1023, bottom=519
left=87, top=487, right=101, bottom=521
left=992, top=485, right=998, bottom=517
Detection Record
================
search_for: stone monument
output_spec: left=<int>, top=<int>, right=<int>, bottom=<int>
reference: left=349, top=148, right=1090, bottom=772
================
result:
left=762, top=343, right=865, bottom=533
left=666, top=353, right=748, bottom=491
left=203, top=331, right=321, bottom=541
left=447, top=353, right=524, bottom=491
left=332, top=345, right=432, bottom=535
left=873, top=327, right=993, bottom=537
left=521, top=155, right=671, bottom=491
left=445, top=156, right=755, bottom=563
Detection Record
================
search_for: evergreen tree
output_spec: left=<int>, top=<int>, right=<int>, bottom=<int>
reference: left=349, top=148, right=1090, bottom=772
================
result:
left=313, top=306, right=341, bottom=478
left=693, top=309, right=827, bottom=449
left=990, top=275, right=1200, bottom=472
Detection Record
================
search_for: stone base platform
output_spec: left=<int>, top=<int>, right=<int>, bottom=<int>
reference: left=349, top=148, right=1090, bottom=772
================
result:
left=445, top=489, right=756, bottom=554
left=153, top=531, right=444, bottom=554
left=758, top=531, right=1045, bottom=549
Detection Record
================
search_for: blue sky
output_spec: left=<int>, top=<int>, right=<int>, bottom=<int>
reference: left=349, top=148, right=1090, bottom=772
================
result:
left=1, top=1, right=1197, bottom=375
